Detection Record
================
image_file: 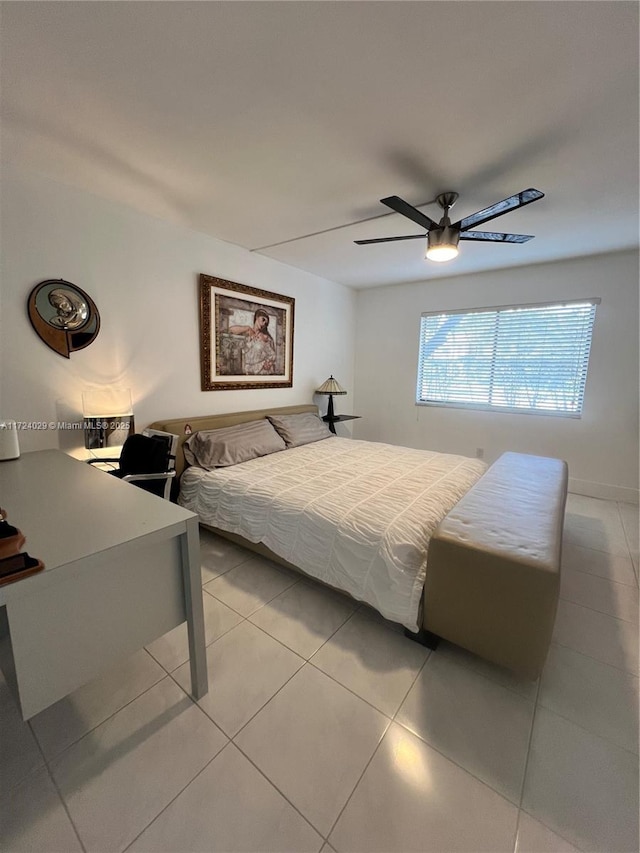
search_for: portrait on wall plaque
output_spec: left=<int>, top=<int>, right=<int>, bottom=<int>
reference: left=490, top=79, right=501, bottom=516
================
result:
left=27, top=279, right=100, bottom=358
left=199, top=274, right=294, bottom=391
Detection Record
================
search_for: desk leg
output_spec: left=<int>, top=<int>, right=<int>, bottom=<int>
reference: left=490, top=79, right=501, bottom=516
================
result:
left=180, top=516, right=208, bottom=699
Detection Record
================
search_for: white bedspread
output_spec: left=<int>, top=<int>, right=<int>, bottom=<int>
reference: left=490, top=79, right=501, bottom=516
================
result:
left=179, top=437, right=486, bottom=630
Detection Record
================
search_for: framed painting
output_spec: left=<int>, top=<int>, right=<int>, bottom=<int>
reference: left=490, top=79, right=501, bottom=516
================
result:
left=199, top=274, right=295, bottom=391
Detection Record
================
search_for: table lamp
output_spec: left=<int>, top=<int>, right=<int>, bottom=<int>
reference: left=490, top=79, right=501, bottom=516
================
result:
left=316, top=375, right=347, bottom=421
left=82, top=387, right=134, bottom=450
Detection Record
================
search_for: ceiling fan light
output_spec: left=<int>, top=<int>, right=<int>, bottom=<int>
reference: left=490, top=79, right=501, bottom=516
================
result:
left=426, top=244, right=459, bottom=262
left=426, top=227, right=460, bottom=262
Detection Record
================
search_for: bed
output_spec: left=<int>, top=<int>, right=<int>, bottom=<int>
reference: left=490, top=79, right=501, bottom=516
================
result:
left=149, top=404, right=568, bottom=678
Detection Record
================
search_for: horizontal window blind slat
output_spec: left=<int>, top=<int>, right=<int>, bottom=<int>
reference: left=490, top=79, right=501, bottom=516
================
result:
left=416, top=301, right=597, bottom=416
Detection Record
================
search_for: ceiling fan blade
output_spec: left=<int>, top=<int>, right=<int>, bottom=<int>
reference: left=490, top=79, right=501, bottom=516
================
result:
left=354, top=234, right=426, bottom=245
left=380, top=196, right=439, bottom=231
left=454, top=188, right=544, bottom=232
left=459, top=231, right=534, bottom=243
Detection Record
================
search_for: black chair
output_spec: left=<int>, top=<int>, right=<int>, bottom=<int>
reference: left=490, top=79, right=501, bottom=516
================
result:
left=88, top=429, right=178, bottom=499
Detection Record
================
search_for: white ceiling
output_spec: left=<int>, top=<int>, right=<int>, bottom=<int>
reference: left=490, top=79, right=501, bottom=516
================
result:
left=2, top=1, right=638, bottom=288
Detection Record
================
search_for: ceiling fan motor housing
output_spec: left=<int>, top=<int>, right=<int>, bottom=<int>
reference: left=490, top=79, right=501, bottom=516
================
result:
left=436, top=192, right=459, bottom=211
left=428, top=225, right=460, bottom=250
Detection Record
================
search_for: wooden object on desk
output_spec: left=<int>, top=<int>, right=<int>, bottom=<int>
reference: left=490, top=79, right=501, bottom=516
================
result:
left=0, top=450, right=207, bottom=720
left=0, top=552, right=45, bottom=586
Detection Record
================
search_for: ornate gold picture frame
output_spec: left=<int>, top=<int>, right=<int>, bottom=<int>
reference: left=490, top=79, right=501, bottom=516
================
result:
left=199, top=274, right=295, bottom=391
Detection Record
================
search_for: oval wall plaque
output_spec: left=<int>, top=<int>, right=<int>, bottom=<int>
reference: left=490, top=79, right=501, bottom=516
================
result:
left=27, top=279, right=100, bottom=358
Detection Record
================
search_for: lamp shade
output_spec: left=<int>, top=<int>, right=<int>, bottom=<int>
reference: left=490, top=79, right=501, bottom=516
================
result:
left=82, top=387, right=133, bottom=417
left=316, top=375, right=347, bottom=395
left=82, top=387, right=134, bottom=450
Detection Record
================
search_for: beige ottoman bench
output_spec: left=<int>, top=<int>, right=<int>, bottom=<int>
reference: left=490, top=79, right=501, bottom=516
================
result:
left=423, top=452, right=569, bottom=680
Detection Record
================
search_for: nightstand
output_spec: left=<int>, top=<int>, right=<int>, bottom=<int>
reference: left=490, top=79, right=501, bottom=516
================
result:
left=322, top=414, right=361, bottom=435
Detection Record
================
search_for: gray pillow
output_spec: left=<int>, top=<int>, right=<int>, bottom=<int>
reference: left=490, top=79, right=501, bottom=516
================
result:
left=267, top=412, right=333, bottom=448
left=183, top=419, right=285, bottom=470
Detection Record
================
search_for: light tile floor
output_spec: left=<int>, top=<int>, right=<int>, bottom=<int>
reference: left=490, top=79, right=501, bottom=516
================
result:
left=0, top=495, right=638, bottom=852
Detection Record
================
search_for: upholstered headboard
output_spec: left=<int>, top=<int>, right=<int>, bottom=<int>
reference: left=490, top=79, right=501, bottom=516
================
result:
left=147, top=403, right=318, bottom=477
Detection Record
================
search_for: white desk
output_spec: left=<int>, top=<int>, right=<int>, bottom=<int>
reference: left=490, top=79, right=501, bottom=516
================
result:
left=0, top=450, right=207, bottom=719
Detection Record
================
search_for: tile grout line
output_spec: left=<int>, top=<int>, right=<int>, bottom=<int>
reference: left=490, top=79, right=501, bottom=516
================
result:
left=25, top=659, right=238, bottom=853
left=8, top=653, right=167, bottom=795
left=203, top=573, right=302, bottom=620
left=43, top=768, right=88, bottom=853
left=168, top=632, right=306, bottom=742
left=562, top=561, right=639, bottom=591
left=303, top=608, right=433, bottom=721
left=147, top=597, right=249, bottom=677
left=245, top=586, right=359, bottom=662
left=229, top=737, right=330, bottom=845
left=435, top=649, right=539, bottom=702
left=6, top=656, right=168, bottom=796
left=27, top=657, right=166, bottom=766
left=510, top=661, right=544, bottom=853
left=118, top=668, right=325, bottom=852
left=390, top=648, right=433, bottom=725
left=322, top=715, right=392, bottom=845
left=26, top=719, right=88, bottom=853
left=203, top=607, right=362, bottom=840
left=388, top=698, right=533, bottom=809
left=549, top=637, right=639, bottom=679
left=551, top=635, right=637, bottom=678
left=325, top=666, right=533, bottom=848
left=535, top=688, right=639, bottom=758
left=518, top=670, right=542, bottom=803
left=282, top=630, right=542, bottom=818
left=168, top=586, right=366, bottom=738
left=562, top=535, right=633, bottom=561
left=556, top=595, right=638, bottom=626
left=560, top=593, right=639, bottom=624
left=615, top=500, right=640, bottom=586
left=557, top=589, right=639, bottom=625
left=199, top=554, right=253, bottom=583
left=561, top=562, right=638, bottom=590
left=517, top=807, right=589, bottom=853
left=120, top=741, right=232, bottom=853
left=228, top=645, right=312, bottom=742
left=228, top=650, right=341, bottom=744
left=305, top=659, right=396, bottom=722
left=187, top=605, right=398, bottom=845
left=239, top=607, right=429, bottom=729
left=562, top=520, right=636, bottom=572
left=193, top=601, right=433, bottom=744
left=1, top=757, right=46, bottom=798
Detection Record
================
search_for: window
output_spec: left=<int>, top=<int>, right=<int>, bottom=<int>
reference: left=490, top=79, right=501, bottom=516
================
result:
left=416, top=299, right=599, bottom=417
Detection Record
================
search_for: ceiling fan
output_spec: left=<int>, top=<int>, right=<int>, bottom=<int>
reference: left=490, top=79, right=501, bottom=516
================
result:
left=355, top=188, right=544, bottom=262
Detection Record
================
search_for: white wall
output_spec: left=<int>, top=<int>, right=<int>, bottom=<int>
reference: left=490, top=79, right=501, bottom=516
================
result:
left=0, top=167, right=356, bottom=454
left=3, top=167, right=637, bottom=500
left=353, top=250, right=639, bottom=501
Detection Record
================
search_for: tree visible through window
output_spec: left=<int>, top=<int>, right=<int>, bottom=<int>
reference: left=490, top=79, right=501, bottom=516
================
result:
left=416, top=299, right=599, bottom=416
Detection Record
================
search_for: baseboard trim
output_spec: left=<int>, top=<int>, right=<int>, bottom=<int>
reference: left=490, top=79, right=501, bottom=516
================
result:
left=569, top=478, right=639, bottom=505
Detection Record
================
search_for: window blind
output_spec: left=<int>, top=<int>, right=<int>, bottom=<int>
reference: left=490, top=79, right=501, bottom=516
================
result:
left=416, top=299, right=599, bottom=416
